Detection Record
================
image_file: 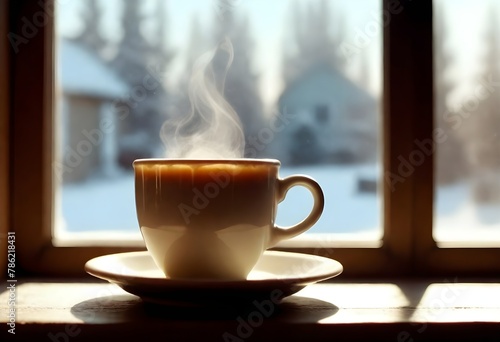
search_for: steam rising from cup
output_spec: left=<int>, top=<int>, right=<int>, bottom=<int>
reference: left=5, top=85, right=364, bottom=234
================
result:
left=161, top=38, right=245, bottom=159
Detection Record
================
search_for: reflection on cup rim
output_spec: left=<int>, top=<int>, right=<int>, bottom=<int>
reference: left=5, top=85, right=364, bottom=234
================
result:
left=133, top=158, right=281, bottom=167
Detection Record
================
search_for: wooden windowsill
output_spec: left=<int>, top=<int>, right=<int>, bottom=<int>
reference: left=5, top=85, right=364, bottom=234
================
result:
left=1, top=278, right=499, bottom=341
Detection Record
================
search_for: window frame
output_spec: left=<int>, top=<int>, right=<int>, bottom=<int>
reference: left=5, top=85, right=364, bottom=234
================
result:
left=0, top=0, right=10, bottom=274
left=9, top=0, right=500, bottom=278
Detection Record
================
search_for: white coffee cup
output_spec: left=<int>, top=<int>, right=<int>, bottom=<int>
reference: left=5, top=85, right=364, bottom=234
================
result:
left=134, top=158, right=324, bottom=280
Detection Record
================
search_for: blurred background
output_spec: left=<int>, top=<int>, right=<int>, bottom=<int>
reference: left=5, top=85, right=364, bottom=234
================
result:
left=54, top=0, right=500, bottom=243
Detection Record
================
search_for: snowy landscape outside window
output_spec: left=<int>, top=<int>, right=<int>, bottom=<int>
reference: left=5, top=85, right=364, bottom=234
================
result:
left=434, top=0, right=500, bottom=243
left=54, top=0, right=383, bottom=240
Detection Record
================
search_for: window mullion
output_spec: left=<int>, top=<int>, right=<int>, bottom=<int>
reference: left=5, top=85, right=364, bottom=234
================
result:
left=383, top=0, right=434, bottom=273
left=408, top=1, right=435, bottom=273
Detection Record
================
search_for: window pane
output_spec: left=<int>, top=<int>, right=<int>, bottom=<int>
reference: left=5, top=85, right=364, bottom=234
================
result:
left=434, top=0, right=500, bottom=242
left=54, top=0, right=382, bottom=240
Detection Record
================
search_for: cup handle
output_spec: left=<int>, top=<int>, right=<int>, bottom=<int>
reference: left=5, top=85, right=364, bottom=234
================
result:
left=269, top=175, right=325, bottom=247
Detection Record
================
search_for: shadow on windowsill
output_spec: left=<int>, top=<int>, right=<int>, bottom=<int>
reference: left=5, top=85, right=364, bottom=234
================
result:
left=70, top=294, right=339, bottom=323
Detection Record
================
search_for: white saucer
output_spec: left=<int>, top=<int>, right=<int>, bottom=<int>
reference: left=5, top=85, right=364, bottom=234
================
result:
left=85, top=250, right=343, bottom=306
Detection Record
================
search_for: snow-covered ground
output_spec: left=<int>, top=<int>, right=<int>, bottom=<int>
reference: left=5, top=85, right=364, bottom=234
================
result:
left=434, top=182, right=500, bottom=242
left=57, top=164, right=500, bottom=241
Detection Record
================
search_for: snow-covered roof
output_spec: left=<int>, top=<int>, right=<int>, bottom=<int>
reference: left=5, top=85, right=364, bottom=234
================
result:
left=279, top=63, right=374, bottom=106
left=58, top=39, right=128, bottom=99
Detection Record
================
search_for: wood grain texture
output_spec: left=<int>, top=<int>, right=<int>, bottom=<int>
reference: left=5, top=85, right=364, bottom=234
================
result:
left=0, top=280, right=499, bottom=341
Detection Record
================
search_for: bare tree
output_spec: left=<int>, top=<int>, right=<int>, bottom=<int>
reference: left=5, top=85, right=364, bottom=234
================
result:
left=112, top=0, right=169, bottom=166
left=177, top=15, right=207, bottom=102
left=74, top=0, right=106, bottom=55
left=168, top=15, right=208, bottom=137
left=434, top=1, right=469, bottom=185
left=470, top=5, right=500, bottom=202
left=283, top=0, right=345, bottom=85
left=212, top=10, right=265, bottom=149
